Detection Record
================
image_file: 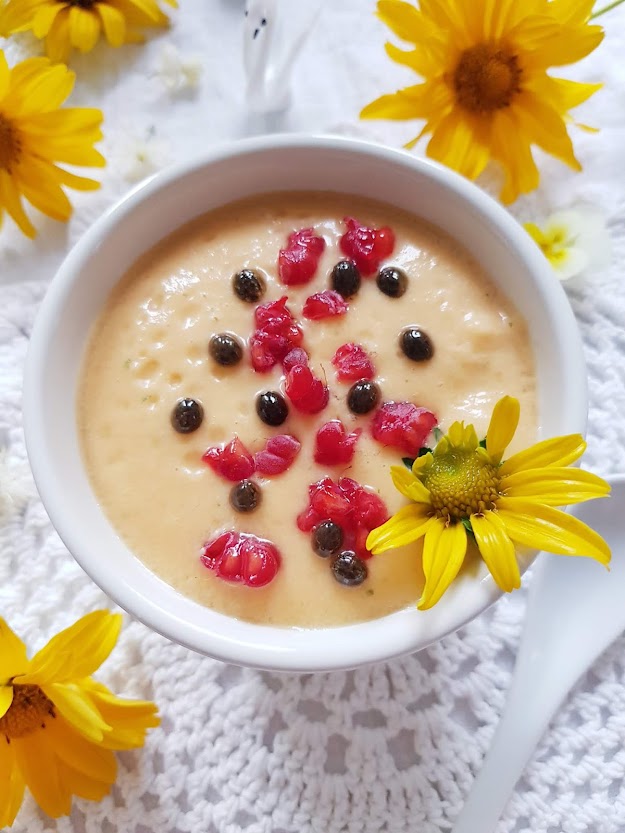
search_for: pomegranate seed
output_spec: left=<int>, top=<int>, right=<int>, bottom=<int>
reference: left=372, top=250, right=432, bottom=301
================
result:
left=203, top=436, right=255, bottom=482
left=339, top=217, right=395, bottom=276
left=371, top=402, right=438, bottom=456
left=250, top=296, right=304, bottom=372
left=314, top=420, right=361, bottom=465
left=278, top=228, right=326, bottom=286
left=332, top=343, right=375, bottom=382
left=201, top=531, right=280, bottom=587
left=255, top=434, right=301, bottom=476
left=282, top=347, right=309, bottom=371
left=284, top=364, right=329, bottom=414
left=302, top=290, right=348, bottom=321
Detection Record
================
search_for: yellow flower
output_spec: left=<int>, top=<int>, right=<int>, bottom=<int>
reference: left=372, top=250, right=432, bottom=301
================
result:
left=360, top=0, right=604, bottom=203
left=367, top=396, right=611, bottom=610
left=0, top=52, right=103, bottom=239
left=0, top=610, right=159, bottom=826
left=0, top=0, right=177, bottom=63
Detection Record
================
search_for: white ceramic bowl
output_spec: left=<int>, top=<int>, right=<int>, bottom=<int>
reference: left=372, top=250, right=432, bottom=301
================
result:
left=23, top=136, right=587, bottom=672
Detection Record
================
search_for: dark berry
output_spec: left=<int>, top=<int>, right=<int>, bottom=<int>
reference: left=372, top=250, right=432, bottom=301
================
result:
left=400, top=327, right=434, bottom=362
left=377, top=266, right=407, bottom=298
left=256, top=391, right=289, bottom=426
left=233, top=269, right=265, bottom=303
left=347, top=380, right=381, bottom=415
left=331, top=260, right=361, bottom=298
left=171, top=398, right=204, bottom=433
left=331, top=551, right=368, bottom=586
left=230, top=480, right=262, bottom=513
left=210, top=333, right=244, bottom=366
left=312, top=521, right=344, bottom=558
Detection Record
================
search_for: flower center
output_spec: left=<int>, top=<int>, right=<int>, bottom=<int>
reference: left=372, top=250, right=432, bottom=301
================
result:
left=453, top=44, right=522, bottom=113
left=0, top=685, right=55, bottom=740
left=422, top=448, right=501, bottom=520
left=0, top=113, right=22, bottom=173
left=66, top=0, right=96, bottom=7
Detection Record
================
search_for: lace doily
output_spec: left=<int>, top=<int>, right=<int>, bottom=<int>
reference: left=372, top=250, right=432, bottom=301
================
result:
left=2, top=2, right=625, bottom=831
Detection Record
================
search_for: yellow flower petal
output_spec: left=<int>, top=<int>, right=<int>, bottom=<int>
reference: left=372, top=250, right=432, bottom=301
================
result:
left=471, top=510, right=521, bottom=592
left=46, top=8, right=72, bottom=63
left=0, top=685, right=14, bottom=720
left=497, top=497, right=611, bottom=565
left=447, top=420, right=466, bottom=448
left=12, top=730, right=71, bottom=819
left=390, top=465, right=432, bottom=504
left=377, top=0, right=428, bottom=44
left=46, top=716, right=118, bottom=783
left=0, top=617, right=29, bottom=683
left=367, top=504, right=434, bottom=554
left=81, top=679, right=160, bottom=750
left=0, top=738, right=24, bottom=829
left=16, top=157, right=73, bottom=222
left=501, top=466, right=611, bottom=505
left=97, top=2, right=126, bottom=46
left=500, top=434, right=586, bottom=476
left=0, top=169, right=36, bottom=238
left=412, top=451, right=433, bottom=474
left=418, top=519, right=468, bottom=610
left=43, top=683, right=111, bottom=742
left=513, top=90, right=581, bottom=172
left=0, top=50, right=10, bottom=99
left=426, top=110, right=491, bottom=181
left=32, top=2, right=63, bottom=38
left=57, top=759, right=113, bottom=801
left=486, top=395, right=520, bottom=464
left=69, top=6, right=101, bottom=52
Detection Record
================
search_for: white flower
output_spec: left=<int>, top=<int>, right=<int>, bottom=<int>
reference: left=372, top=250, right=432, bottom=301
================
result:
left=121, top=135, right=171, bottom=184
left=524, top=205, right=611, bottom=282
left=156, top=44, right=202, bottom=95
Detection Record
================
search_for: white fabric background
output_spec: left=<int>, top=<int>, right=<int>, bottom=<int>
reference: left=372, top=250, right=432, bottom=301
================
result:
left=2, top=2, right=625, bottom=831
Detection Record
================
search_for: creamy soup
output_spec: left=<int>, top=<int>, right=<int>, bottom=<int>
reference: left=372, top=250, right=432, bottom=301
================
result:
left=78, top=192, right=536, bottom=627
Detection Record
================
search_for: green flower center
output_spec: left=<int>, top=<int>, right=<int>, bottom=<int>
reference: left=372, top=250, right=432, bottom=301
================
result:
left=453, top=44, right=522, bottom=113
left=0, top=113, right=21, bottom=173
left=422, top=448, right=501, bottom=520
left=0, top=684, right=55, bottom=740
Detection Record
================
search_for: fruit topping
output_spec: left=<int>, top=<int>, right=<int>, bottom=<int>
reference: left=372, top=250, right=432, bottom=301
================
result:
left=331, top=343, right=375, bottom=382
left=282, top=347, right=309, bottom=371
left=400, top=327, right=434, bottom=362
left=302, top=290, right=348, bottom=321
left=377, top=266, right=408, bottom=298
left=203, top=436, right=255, bottom=482
left=371, top=402, right=437, bottom=456
left=256, top=391, right=289, bottom=426
left=347, top=380, right=381, bottom=415
left=209, top=333, right=244, bottom=367
left=250, top=296, right=304, bottom=372
left=284, top=364, right=329, bottom=415
left=278, top=228, right=326, bottom=286
left=339, top=217, right=395, bottom=276
left=233, top=269, right=266, bottom=303
left=201, top=531, right=280, bottom=587
left=255, top=434, right=301, bottom=476
left=171, top=398, right=204, bottom=434
left=230, top=480, right=262, bottom=513
left=314, top=420, right=361, bottom=465
left=331, top=551, right=368, bottom=586
left=297, top=477, right=389, bottom=560
left=312, top=521, right=344, bottom=558
left=331, top=260, right=361, bottom=298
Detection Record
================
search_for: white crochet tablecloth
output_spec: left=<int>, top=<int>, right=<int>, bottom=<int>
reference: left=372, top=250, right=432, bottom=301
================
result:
left=2, top=2, right=625, bottom=832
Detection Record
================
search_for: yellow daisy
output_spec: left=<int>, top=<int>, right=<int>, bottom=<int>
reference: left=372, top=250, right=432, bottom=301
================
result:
left=367, top=396, right=611, bottom=610
left=0, top=610, right=159, bottom=826
left=360, top=0, right=604, bottom=203
left=0, top=52, right=103, bottom=239
left=0, top=0, right=177, bottom=63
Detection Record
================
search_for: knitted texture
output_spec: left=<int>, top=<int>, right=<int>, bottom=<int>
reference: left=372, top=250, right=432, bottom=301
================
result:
left=2, top=2, right=625, bottom=831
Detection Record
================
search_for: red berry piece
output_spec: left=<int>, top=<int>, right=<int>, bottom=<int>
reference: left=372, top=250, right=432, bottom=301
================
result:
left=339, top=217, right=395, bottom=276
left=255, top=434, right=301, bottom=476
left=332, top=343, right=375, bottom=382
left=250, top=296, right=304, bottom=372
left=284, top=364, right=329, bottom=414
left=282, top=347, right=309, bottom=371
left=310, top=477, right=352, bottom=524
left=201, top=531, right=280, bottom=588
left=371, top=402, right=438, bottom=456
left=203, top=436, right=255, bottom=482
left=314, top=420, right=361, bottom=465
left=302, top=290, right=348, bottom=321
left=278, top=228, right=326, bottom=286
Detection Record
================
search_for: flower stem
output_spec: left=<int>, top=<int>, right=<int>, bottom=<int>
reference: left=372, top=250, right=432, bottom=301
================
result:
left=591, top=0, right=625, bottom=19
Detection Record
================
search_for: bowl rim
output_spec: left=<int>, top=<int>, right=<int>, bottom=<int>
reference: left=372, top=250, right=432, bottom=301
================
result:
left=23, top=134, right=587, bottom=671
